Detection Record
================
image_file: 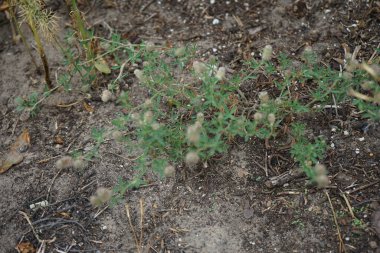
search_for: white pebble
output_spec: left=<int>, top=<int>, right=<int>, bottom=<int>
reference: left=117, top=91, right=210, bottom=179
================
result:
left=355, top=148, right=360, bottom=154
left=358, top=137, right=365, bottom=142
left=343, top=130, right=349, bottom=136
left=212, top=19, right=220, bottom=25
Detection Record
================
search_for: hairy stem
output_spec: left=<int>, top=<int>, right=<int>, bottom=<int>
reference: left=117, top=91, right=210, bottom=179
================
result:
left=28, top=16, right=53, bottom=89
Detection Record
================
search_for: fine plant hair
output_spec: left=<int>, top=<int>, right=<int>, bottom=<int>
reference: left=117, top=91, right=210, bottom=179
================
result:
left=12, top=0, right=60, bottom=89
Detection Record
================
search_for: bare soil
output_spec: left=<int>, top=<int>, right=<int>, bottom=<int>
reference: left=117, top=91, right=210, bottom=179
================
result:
left=0, top=1, right=379, bottom=252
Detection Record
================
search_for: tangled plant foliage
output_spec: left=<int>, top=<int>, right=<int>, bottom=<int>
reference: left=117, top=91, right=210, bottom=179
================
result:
left=105, top=42, right=378, bottom=201
left=39, top=20, right=376, bottom=202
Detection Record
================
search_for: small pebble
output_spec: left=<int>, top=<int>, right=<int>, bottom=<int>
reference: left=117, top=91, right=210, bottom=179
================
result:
left=343, top=130, right=349, bottom=136
left=212, top=18, right=220, bottom=25
left=358, top=137, right=365, bottom=142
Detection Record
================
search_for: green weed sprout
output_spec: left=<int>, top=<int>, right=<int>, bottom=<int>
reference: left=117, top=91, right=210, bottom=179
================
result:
left=62, top=0, right=115, bottom=90
left=66, top=0, right=95, bottom=62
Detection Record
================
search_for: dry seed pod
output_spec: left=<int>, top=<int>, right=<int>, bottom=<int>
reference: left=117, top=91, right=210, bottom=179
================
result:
left=187, top=124, right=202, bottom=144
left=253, top=112, right=264, bottom=121
left=90, top=196, right=102, bottom=207
left=314, top=164, right=327, bottom=176
left=151, top=123, right=160, bottom=130
left=145, top=41, right=155, bottom=52
left=196, top=112, right=204, bottom=124
left=193, top=61, right=207, bottom=74
left=267, top=113, right=276, bottom=125
left=144, top=99, right=153, bottom=107
left=143, top=61, right=151, bottom=67
left=73, top=158, right=86, bottom=169
left=175, top=47, right=186, bottom=57
left=164, top=165, right=176, bottom=177
left=96, top=187, right=112, bottom=203
left=134, top=69, right=145, bottom=82
left=56, top=156, right=74, bottom=169
left=262, top=45, right=273, bottom=62
left=143, top=111, right=153, bottom=124
left=185, top=151, right=200, bottom=167
left=101, top=90, right=113, bottom=103
left=258, top=91, right=270, bottom=103
left=130, top=113, right=140, bottom=122
left=111, top=130, right=123, bottom=141
left=315, top=174, right=330, bottom=188
left=215, top=67, right=226, bottom=80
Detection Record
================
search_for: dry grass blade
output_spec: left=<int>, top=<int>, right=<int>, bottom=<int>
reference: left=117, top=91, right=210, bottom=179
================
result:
left=325, top=191, right=346, bottom=253
left=125, top=203, right=142, bottom=253
left=139, top=199, right=144, bottom=252
left=340, top=192, right=357, bottom=220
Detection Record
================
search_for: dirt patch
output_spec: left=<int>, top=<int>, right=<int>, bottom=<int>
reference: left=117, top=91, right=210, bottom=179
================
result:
left=1, top=0, right=379, bottom=252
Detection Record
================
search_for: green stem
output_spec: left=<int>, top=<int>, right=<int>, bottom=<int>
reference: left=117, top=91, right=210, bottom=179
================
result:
left=28, top=17, right=53, bottom=89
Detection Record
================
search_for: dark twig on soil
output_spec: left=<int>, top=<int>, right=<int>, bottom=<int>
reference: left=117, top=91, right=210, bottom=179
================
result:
left=19, top=211, right=56, bottom=245
left=346, top=180, right=380, bottom=194
left=251, top=159, right=267, bottom=177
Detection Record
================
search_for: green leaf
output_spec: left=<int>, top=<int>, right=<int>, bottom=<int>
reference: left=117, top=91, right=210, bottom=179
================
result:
left=94, top=58, right=111, bottom=74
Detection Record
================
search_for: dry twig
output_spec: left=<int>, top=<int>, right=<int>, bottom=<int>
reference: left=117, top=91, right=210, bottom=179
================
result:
left=325, top=191, right=346, bottom=253
left=19, top=211, right=56, bottom=249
